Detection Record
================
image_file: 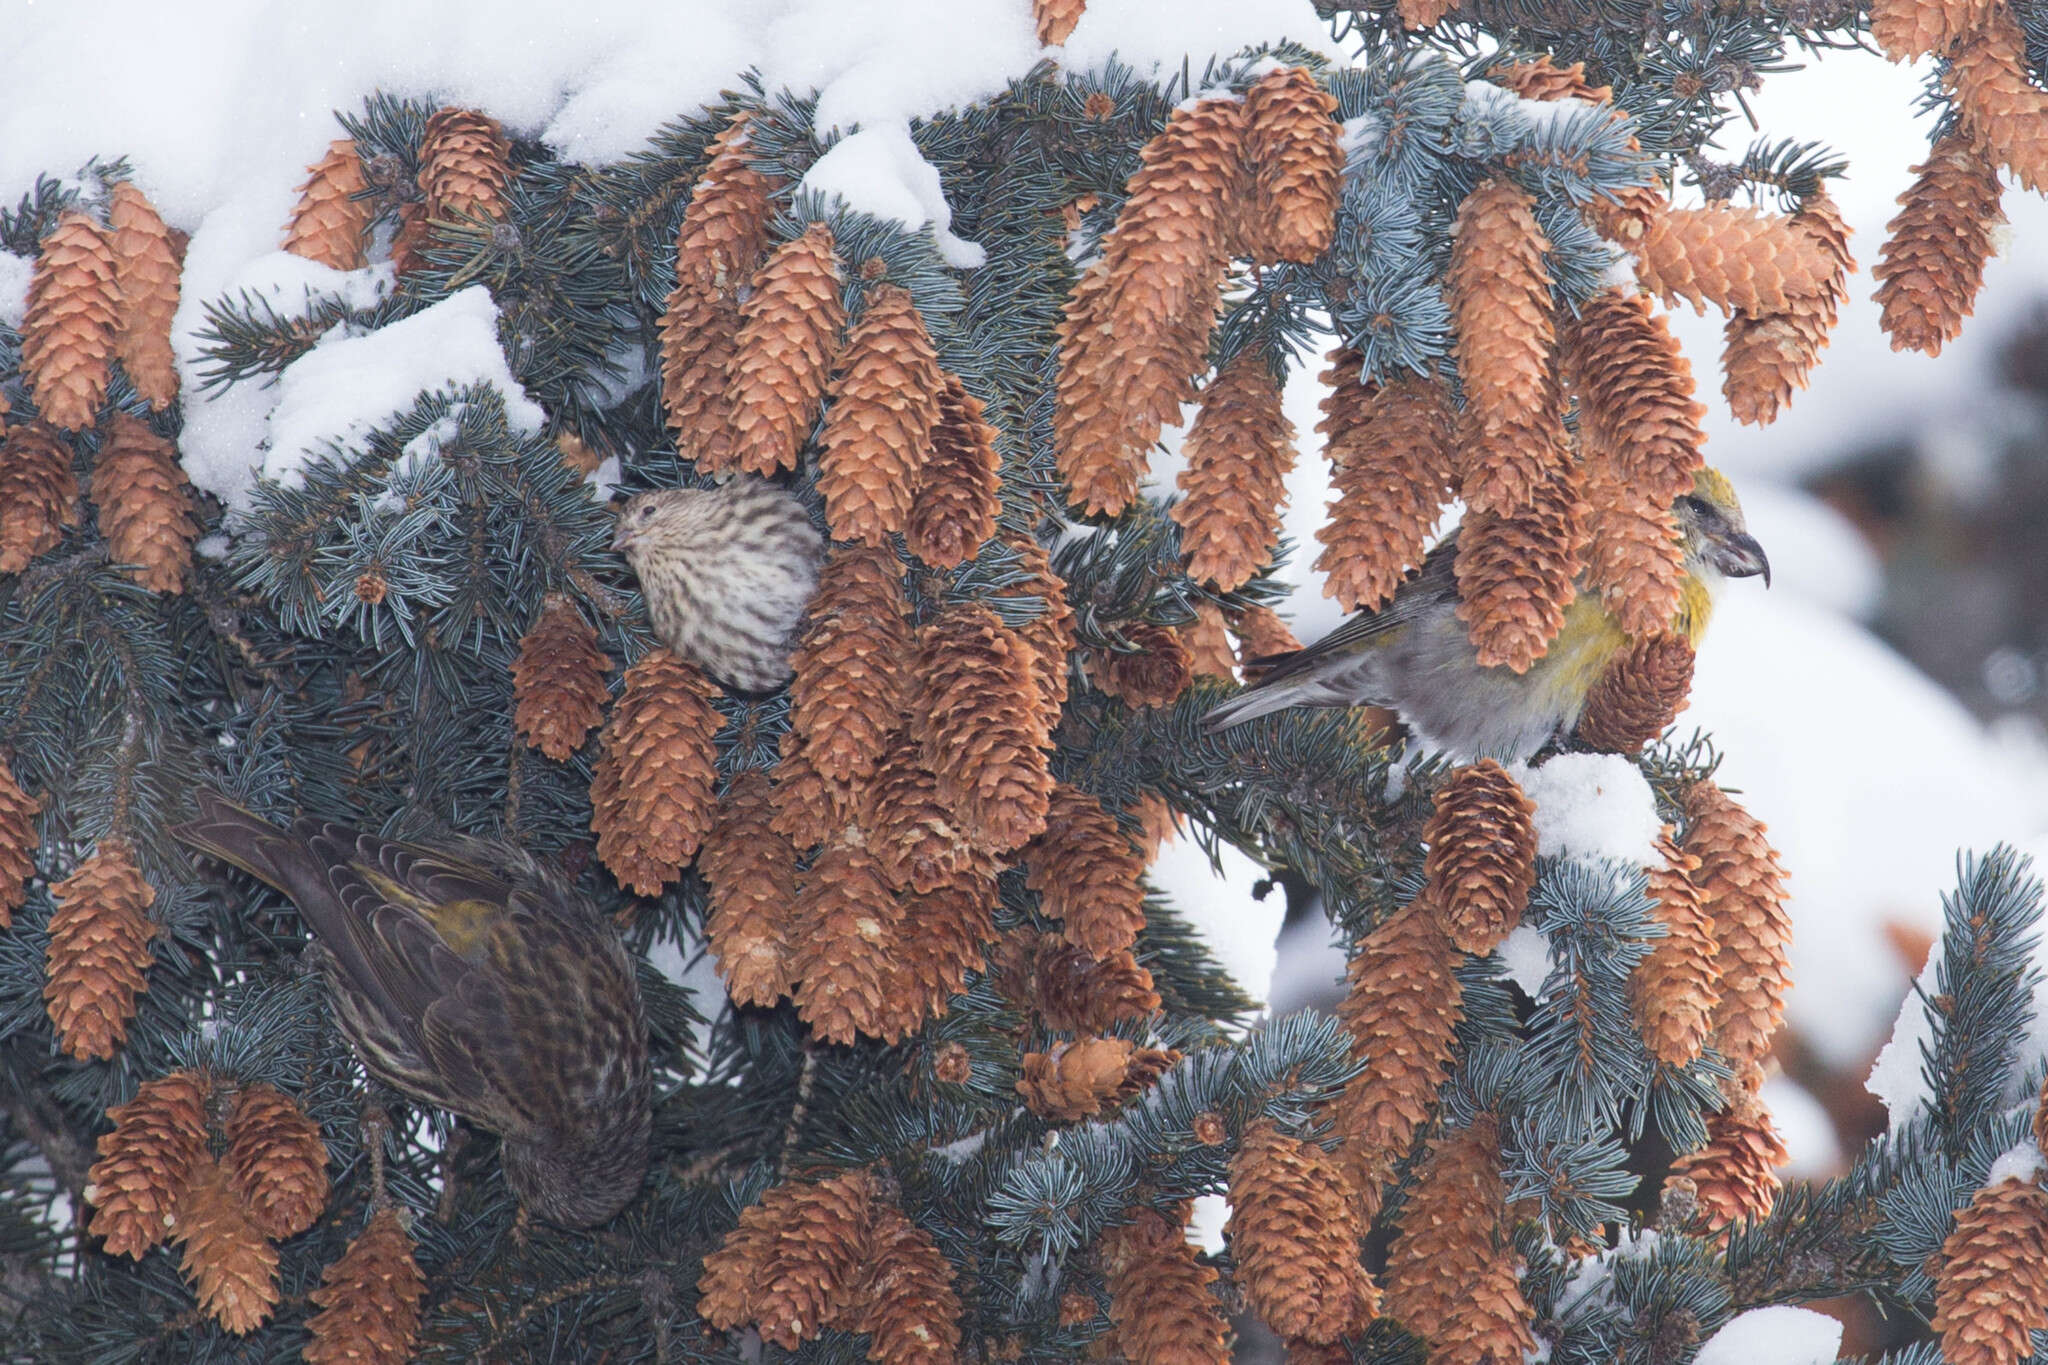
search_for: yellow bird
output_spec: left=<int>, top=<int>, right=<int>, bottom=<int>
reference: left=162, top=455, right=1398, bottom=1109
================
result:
left=1203, top=468, right=1769, bottom=759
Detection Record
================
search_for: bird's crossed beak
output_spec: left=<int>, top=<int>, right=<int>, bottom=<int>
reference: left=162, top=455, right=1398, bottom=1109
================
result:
left=609, top=503, right=634, bottom=554
left=1710, top=529, right=1771, bottom=588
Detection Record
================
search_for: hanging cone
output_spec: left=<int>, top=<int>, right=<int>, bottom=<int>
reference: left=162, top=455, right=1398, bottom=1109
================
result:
left=1398, top=0, right=1455, bottom=24
left=589, top=650, right=724, bottom=896
left=1576, top=463, right=1687, bottom=644
left=895, top=869, right=996, bottom=1017
left=1180, top=600, right=1239, bottom=682
left=1034, top=0, right=1086, bottom=44
left=1227, top=1119, right=1379, bottom=1344
left=84, top=1069, right=209, bottom=1259
left=729, top=223, right=845, bottom=476
left=44, top=838, right=156, bottom=1061
left=21, top=213, right=119, bottom=432
left=662, top=113, right=783, bottom=471
left=283, top=139, right=374, bottom=271
left=864, top=730, right=986, bottom=895
left=1322, top=900, right=1464, bottom=1220
left=789, top=545, right=912, bottom=788
left=1421, top=760, right=1537, bottom=955
left=1933, top=1174, right=2048, bottom=1365
left=417, top=107, right=512, bottom=221
left=991, top=533, right=1078, bottom=733
left=906, top=372, right=1002, bottom=570
left=701, top=769, right=800, bottom=1007
left=1632, top=204, right=1838, bottom=317
left=222, top=1082, right=330, bottom=1241
left=1101, top=1206, right=1230, bottom=1365
left=699, top=1169, right=879, bottom=1350
left=1228, top=604, right=1301, bottom=676
left=827, top=1200, right=965, bottom=1365
left=1382, top=1115, right=1536, bottom=1363
left=769, top=728, right=855, bottom=852
left=108, top=183, right=181, bottom=410
left=1560, top=288, right=1706, bottom=509
left=790, top=830, right=914, bottom=1044
left=0, top=421, right=81, bottom=574
left=1448, top=177, right=1559, bottom=517
left=1630, top=830, right=1721, bottom=1068
left=0, top=757, right=42, bottom=929
left=1948, top=8, right=2048, bottom=193
left=1490, top=55, right=1613, bottom=103
left=1313, top=355, right=1456, bottom=614
left=304, top=1206, right=427, bottom=1365
left=1575, top=630, right=1695, bottom=754
left=1024, top=783, right=1146, bottom=960
left=916, top=603, right=1053, bottom=854
left=1870, top=0, right=1993, bottom=59
left=1874, top=134, right=2006, bottom=357
left=1242, top=66, right=1341, bottom=264
left=1667, top=1062, right=1787, bottom=1231
left=1453, top=458, right=1589, bottom=672
left=172, top=1153, right=280, bottom=1334
left=1172, top=350, right=1297, bottom=591
left=997, top=932, right=1159, bottom=1033
left=1093, top=621, right=1193, bottom=710
left=511, top=594, right=612, bottom=761
left=819, top=284, right=946, bottom=547
left=94, top=413, right=197, bottom=594
left=1722, top=192, right=1854, bottom=426
left=1683, top=779, right=1791, bottom=1068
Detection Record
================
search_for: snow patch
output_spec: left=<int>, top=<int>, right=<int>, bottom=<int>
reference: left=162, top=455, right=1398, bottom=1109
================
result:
left=1987, top=1140, right=2046, bottom=1188
left=800, top=125, right=987, bottom=267
left=1514, top=754, right=1662, bottom=868
left=1497, top=925, right=1552, bottom=997
left=1864, top=951, right=1938, bottom=1126
left=1148, top=831, right=1284, bottom=1010
left=0, top=251, right=33, bottom=329
left=1059, top=0, right=1342, bottom=77
left=1692, top=1306, right=1842, bottom=1365
left=1187, top=1192, right=1229, bottom=1255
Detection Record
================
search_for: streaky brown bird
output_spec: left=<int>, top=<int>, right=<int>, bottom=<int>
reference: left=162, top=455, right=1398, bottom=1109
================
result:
left=612, top=476, right=825, bottom=693
left=172, top=790, right=650, bottom=1229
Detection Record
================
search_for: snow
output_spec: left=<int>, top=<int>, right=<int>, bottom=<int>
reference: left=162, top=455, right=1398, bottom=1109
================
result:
left=1512, top=754, right=1663, bottom=869
left=1986, top=1140, right=2046, bottom=1188
left=1058, top=0, right=1343, bottom=76
left=259, top=286, right=544, bottom=501
left=1147, top=829, right=1285, bottom=1010
left=1761, top=1072, right=1841, bottom=1179
left=1497, top=924, right=1552, bottom=997
left=1692, top=1306, right=1842, bottom=1365
left=799, top=126, right=987, bottom=267
left=1864, top=952, right=1938, bottom=1126
left=1186, top=1192, right=1229, bottom=1255
left=0, top=252, right=33, bottom=329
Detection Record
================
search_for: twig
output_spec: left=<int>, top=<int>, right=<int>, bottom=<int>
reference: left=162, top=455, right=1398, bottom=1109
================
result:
left=775, top=1040, right=819, bottom=1179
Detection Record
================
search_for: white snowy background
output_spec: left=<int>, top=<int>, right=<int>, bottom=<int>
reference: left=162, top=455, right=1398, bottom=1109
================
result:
left=9, top=0, right=2048, bottom=1303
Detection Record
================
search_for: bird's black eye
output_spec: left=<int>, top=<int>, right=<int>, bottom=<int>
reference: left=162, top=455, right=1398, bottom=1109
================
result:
left=637, top=504, right=655, bottom=521
left=1678, top=494, right=1712, bottom=519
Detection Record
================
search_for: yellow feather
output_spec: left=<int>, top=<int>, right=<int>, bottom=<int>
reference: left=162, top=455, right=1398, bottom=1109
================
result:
left=355, top=864, right=500, bottom=955
left=1672, top=574, right=1714, bottom=646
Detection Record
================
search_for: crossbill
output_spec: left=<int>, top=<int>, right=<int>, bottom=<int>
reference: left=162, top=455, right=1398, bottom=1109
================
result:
left=1204, top=468, right=1770, bottom=758
left=612, top=476, right=824, bottom=693
left=173, top=791, right=650, bottom=1229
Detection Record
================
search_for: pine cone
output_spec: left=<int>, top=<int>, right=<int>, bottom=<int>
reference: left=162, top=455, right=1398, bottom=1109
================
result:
left=1874, top=134, right=2006, bottom=357
left=865, top=731, right=986, bottom=895
left=1683, top=779, right=1791, bottom=1068
left=1631, top=831, right=1721, bottom=1068
left=85, top=1069, right=209, bottom=1259
left=94, top=413, right=196, bottom=594
left=589, top=650, right=724, bottom=896
left=1018, top=1036, right=1144, bottom=1120
left=907, top=372, right=1002, bottom=569
left=729, top=223, right=844, bottom=476
left=1035, top=0, right=1086, bottom=43
left=1948, top=8, right=2048, bottom=193
left=700, top=1169, right=878, bottom=1350
left=998, top=932, right=1159, bottom=1033
left=1448, top=178, right=1558, bottom=516
left=222, top=1083, right=329, bottom=1241
left=897, top=870, right=996, bottom=1015
left=108, top=183, right=181, bottom=410
left=1054, top=98, right=1243, bottom=516
left=1228, top=604, right=1302, bottom=676
left=1934, top=1175, right=2048, bottom=1365
left=1242, top=67, right=1341, bottom=264
left=1172, top=350, right=1297, bottom=590
left=1668, top=1064, right=1787, bottom=1231
left=304, top=1206, right=426, bottom=1365
left=0, top=757, right=42, bottom=929
left=390, top=200, right=430, bottom=277
left=992, top=533, right=1078, bottom=732
left=790, top=545, right=912, bottom=787
left=831, top=1200, right=965, bottom=1365
left=1180, top=600, right=1239, bottom=682
left=790, top=831, right=915, bottom=1045
left=1422, top=761, right=1537, bottom=955
left=283, top=139, right=374, bottom=271
left=702, top=769, right=800, bottom=1007
left=1561, top=288, right=1706, bottom=509
left=819, top=284, right=945, bottom=546
left=44, top=838, right=156, bottom=1061
left=1101, top=1207, right=1230, bottom=1365
left=1489, top=55, right=1613, bottom=103
left=21, top=213, right=119, bottom=432
left=511, top=594, right=612, bottom=761
left=1722, top=192, right=1854, bottom=426
left=418, top=107, right=512, bottom=221
left=1323, top=900, right=1464, bottom=1220
left=1025, top=783, right=1146, bottom=960
left=1454, top=457, right=1588, bottom=673
left=1227, top=1120, right=1379, bottom=1344
left=769, top=729, right=855, bottom=851
left=662, top=114, right=781, bottom=471
left=0, top=421, right=81, bottom=574
left=171, top=1153, right=281, bottom=1335
left=1632, top=204, right=1838, bottom=317
left=1313, top=354, right=1456, bottom=613
left=1871, top=0, right=1993, bottom=59
left=1384, top=1116, right=1535, bottom=1363
left=1398, top=0, right=1455, bottom=24
left=1093, top=621, right=1194, bottom=710
left=1575, top=630, right=1695, bottom=754
left=1577, top=463, right=1687, bottom=643
left=916, top=603, right=1053, bottom=854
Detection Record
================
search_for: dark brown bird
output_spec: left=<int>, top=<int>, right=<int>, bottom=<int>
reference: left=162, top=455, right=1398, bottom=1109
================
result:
left=612, top=477, right=825, bottom=693
left=172, top=791, right=650, bottom=1229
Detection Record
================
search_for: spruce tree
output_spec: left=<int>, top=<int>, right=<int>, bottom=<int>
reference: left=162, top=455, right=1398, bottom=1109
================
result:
left=1, top=2, right=2047, bottom=1362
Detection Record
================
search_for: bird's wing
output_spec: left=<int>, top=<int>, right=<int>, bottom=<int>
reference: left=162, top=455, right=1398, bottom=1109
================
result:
left=1249, top=530, right=1460, bottom=682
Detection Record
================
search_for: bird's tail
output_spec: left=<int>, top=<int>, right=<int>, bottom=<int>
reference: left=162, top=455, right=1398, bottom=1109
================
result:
left=171, top=791, right=317, bottom=901
left=1202, top=676, right=1325, bottom=732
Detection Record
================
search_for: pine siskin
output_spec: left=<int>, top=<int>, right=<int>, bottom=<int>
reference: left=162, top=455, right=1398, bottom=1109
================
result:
left=172, top=791, right=650, bottom=1229
left=612, top=477, right=825, bottom=693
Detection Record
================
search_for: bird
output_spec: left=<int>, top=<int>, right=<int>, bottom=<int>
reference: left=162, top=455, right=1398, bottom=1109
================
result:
left=1202, top=468, right=1770, bottom=759
left=172, top=791, right=651, bottom=1229
left=612, top=477, right=825, bottom=693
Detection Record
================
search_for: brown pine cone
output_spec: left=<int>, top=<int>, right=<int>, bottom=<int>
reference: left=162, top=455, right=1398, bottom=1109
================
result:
left=789, top=545, right=912, bottom=787
left=0, top=757, right=42, bottom=929
left=1017, top=1036, right=1144, bottom=1120
left=819, top=284, right=945, bottom=546
left=94, top=413, right=197, bottom=593
left=1948, top=8, right=2048, bottom=193
left=1034, top=0, right=1086, bottom=44
left=1101, top=1206, right=1230, bottom=1365
left=511, top=594, right=612, bottom=761
left=864, top=730, right=986, bottom=894
left=790, top=831, right=912, bottom=1045
left=700, top=1169, right=878, bottom=1350
left=1667, top=1063, right=1787, bottom=1231
left=1874, top=134, right=2006, bottom=357
left=589, top=650, right=724, bottom=896
left=1382, top=1115, right=1535, bottom=1361
left=1633, top=204, right=1838, bottom=317
left=1933, top=1175, right=2048, bottom=1365
left=304, top=1206, right=426, bottom=1365
left=223, top=1083, right=330, bottom=1241
left=1242, top=66, right=1341, bottom=264
left=997, top=932, right=1159, bottom=1033
left=1721, top=192, right=1854, bottom=426
left=1172, top=350, right=1296, bottom=591
left=418, top=107, right=512, bottom=221
left=1093, top=621, right=1193, bottom=710
left=1575, top=630, right=1695, bottom=754
left=701, top=769, right=801, bottom=1007
left=22, top=213, right=119, bottom=432
left=85, top=1069, right=210, bottom=1259
left=906, top=372, right=1002, bottom=569
left=172, top=1153, right=281, bottom=1335
left=1630, top=831, right=1721, bottom=1068
left=1870, top=0, right=1993, bottom=60
left=1447, top=177, right=1558, bottom=517
left=44, top=838, right=156, bottom=1061
left=0, top=421, right=82, bottom=574
left=916, top=603, right=1053, bottom=854
left=828, top=1200, right=966, bottom=1365
left=1313, top=355, right=1456, bottom=614
left=1453, top=459, right=1589, bottom=673
left=283, top=139, right=374, bottom=271
left=1683, top=780, right=1791, bottom=1068
left=108, top=183, right=181, bottom=410
left=1421, top=760, right=1537, bottom=954
left=729, top=223, right=845, bottom=476
left=991, top=533, right=1078, bottom=732
left=1024, top=783, right=1146, bottom=960
left=1227, top=1119, right=1379, bottom=1343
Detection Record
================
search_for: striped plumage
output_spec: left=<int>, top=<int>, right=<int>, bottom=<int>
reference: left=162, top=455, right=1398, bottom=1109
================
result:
left=613, top=477, right=825, bottom=693
left=172, top=792, right=650, bottom=1228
